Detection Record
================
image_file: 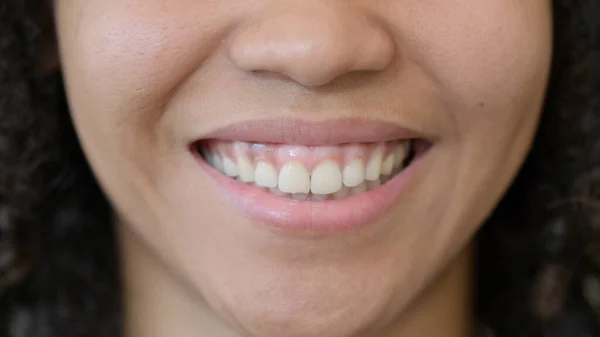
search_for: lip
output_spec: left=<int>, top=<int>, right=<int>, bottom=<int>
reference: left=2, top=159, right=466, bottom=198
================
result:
left=196, top=153, right=421, bottom=232
left=192, top=119, right=429, bottom=233
left=195, top=118, right=427, bottom=146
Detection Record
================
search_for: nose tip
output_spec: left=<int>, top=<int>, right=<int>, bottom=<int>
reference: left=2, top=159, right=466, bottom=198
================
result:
left=227, top=4, right=395, bottom=87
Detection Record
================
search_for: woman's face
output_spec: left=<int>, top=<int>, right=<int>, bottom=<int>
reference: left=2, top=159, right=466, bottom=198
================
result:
left=55, top=1, right=552, bottom=336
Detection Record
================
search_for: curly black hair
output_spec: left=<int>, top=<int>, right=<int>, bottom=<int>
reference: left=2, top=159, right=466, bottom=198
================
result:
left=0, top=1, right=599, bottom=337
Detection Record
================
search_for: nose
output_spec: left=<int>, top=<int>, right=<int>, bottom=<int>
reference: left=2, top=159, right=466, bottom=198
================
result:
left=227, top=2, right=395, bottom=87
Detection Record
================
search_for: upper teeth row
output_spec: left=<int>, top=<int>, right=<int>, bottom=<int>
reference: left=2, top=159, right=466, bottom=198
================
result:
left=204, top=142, right=409, bottom=195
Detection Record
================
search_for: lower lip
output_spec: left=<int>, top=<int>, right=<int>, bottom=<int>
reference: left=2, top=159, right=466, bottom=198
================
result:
left=194, top=152, right=421, bottom=233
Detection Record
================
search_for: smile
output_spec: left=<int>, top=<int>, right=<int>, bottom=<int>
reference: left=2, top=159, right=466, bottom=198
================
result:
left=191, top=119, right=431, bottom=232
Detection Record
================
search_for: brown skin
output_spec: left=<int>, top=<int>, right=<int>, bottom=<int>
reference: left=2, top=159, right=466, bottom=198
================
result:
left=54, top=1, right=552, bottom=337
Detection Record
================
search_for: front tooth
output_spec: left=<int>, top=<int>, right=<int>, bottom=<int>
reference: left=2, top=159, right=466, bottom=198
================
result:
left=365, top=151, right=383, bottom=181
left=343, top=159, right=365, bottom=187
left=311, top=159, right=342, bottom=194
left=278, top=161, right=310, bottom=193
left=255, top=161, right=278, bottom=188
left=394, top=142, right=409, bottom=168
left=236, top=155, right=255, bottom=182
left=381, top=154, right=394, bottom=176
left=223, top=157, right=239, bottom=177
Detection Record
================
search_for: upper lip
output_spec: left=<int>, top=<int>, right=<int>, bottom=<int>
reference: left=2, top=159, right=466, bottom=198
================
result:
left=195, top=119, right=428, bottom=146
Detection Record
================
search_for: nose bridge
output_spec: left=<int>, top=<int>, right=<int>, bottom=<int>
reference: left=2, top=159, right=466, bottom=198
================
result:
left=227, top=2, right=395, bottom=87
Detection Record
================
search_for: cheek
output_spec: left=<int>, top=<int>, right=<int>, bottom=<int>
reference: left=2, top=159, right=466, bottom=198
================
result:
left=55, top=1, right=232, bottom=144
left=392, top=1, right=552, bottom=259
left=54, top=2, right=222, bottom=240
left=55, top=1, right=233, bottom=211
left=407, top=1, right=552, bottom=132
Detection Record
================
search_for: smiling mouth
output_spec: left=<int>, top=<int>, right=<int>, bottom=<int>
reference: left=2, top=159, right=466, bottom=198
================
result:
left=188, top=119, right=431, bottom=231
left=193, top=139, right=426, bottom=201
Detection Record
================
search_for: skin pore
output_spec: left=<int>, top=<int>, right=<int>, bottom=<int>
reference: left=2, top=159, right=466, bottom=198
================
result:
left=53, top=1, right=552, bottom=337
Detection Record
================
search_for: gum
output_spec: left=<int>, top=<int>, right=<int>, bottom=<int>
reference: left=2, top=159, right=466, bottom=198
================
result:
left=200, top=140, right=405, bottom=172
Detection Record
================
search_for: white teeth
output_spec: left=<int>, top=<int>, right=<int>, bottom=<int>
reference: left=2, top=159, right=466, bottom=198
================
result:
left=223, top=157, right=239, bottom=177
left=365, top=151, right=383, bottom=181
left=278, top=161, right=310, bottom=193
left=202, top=139, right=414, bottom=200
left=381, top=154, right=394, bottom=176
left=311, top=159, right=342, bottom=195
left=255, top=161, right=278, bottom=188
left=236, top=155, right=255, bottom=182
left=394, top=142, right=409, bottom=168
left=213, top=154, right=225, bottom=173
left=342, top=159, right=365, bottom=187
